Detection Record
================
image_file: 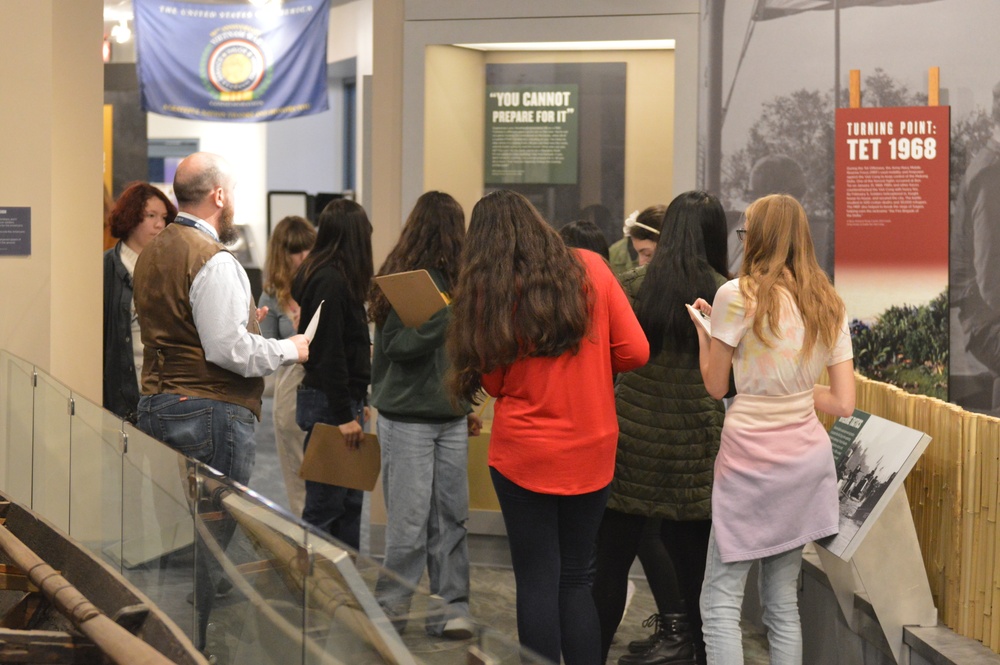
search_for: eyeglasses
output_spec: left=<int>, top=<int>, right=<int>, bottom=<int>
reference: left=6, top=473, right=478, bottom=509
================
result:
left=736, top=228, right=746, bottom=243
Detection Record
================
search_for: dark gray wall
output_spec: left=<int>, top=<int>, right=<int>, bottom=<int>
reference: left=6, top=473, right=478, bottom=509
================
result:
left=104, top=63, right=148, bottom=197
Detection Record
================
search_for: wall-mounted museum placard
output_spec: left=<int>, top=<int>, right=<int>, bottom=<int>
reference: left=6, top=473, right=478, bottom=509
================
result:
left=485, top=83, right=579, bottom=185
left=833, top=105, right=950, bottom=356
left=0, top=207, right=30, bottom=256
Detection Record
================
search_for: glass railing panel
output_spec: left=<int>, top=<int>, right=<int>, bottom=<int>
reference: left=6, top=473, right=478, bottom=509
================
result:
left=191, top=465, right=308, bottom=665
left=121, top=423, right=197, bottom=643
left=32, top=369, right=72, bottom=531
left=0, top=347, right=547, bottom=664
left=322, top=533, right=549, bottom=665
left=475, top=627, right=554, bottom=664
left=0, top=351, right=34, bottom=503
left=68, top=392, right=125, bottom=567
left=303, top=530, right=421, bottom=665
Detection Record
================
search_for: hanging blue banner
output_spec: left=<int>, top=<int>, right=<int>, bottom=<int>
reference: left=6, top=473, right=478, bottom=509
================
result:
left=134, top=0, right=330, bottom=122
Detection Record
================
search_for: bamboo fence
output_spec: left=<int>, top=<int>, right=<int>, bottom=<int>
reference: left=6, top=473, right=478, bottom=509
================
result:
left=820, top=373, right=1000, bottom=652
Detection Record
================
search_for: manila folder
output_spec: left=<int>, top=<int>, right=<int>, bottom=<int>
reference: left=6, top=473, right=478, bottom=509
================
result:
left=374, top=269, right=448, bottom=327
left=299, top=424, right=381, bottom=492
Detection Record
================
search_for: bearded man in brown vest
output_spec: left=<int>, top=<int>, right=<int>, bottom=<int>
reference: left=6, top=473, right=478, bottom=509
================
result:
left=133, top=152, right=309, bottom=653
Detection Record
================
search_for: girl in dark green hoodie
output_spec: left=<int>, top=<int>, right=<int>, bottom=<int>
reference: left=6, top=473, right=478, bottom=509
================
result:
left=369, top=191, right=479, bottom=639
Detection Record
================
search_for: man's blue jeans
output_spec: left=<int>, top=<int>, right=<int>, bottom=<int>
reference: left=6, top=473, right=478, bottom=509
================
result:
left=137, top=393, right=256, bottom=485
left=374, top=415, right=471, bottom=635
left=136, top=393, right=257, bottom=651
left=296, top=386, right=364, bottom=550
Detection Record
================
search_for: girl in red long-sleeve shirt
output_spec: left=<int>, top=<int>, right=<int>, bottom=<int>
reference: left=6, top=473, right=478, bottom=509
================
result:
left=449, top=190, right=649, bottom=665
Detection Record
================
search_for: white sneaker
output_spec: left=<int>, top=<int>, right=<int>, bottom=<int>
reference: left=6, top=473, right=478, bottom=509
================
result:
left=441, top=616, right=475, bottom=640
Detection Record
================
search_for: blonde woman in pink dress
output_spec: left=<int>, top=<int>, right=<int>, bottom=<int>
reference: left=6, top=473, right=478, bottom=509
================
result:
left=689, top=194, right=856, bottom=664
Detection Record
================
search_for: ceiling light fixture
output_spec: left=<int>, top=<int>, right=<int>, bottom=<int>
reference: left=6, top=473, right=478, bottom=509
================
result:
left=110, top=19, right=132, bottom=45
left=455, top=40, right=676, bottom=52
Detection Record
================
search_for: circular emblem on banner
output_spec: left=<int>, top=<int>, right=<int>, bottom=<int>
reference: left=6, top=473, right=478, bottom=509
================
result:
left=207, top=37, right=266, bottom=94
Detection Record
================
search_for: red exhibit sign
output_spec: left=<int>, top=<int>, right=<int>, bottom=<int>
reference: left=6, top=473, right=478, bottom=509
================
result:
left=835, top=105, right=950, bottom=269
left=834, top=105, right=950, bottom=322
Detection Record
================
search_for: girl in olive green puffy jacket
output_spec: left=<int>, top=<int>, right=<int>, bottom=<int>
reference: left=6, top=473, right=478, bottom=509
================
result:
left=594, top=191, right=730, bottom=665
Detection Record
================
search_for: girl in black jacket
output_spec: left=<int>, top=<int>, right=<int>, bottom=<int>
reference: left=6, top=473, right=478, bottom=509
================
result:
left=291, top=199, right=373, bottom=549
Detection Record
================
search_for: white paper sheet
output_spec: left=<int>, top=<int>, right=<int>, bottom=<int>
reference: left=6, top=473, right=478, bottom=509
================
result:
left=303, top=300, right=324, bottom=342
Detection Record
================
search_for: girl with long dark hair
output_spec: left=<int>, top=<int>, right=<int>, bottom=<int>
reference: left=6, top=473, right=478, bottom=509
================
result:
left=369, top=191, right=477, bottom=639
left=594, top=191, right=729, bottom=665
left=448, top=190, right=649, bottom=665
left=292, top=199, right=373, bottom=549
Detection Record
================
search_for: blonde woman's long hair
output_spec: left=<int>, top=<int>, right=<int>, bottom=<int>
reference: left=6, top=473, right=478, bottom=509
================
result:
left=738, top=194, right=844, bottom=357
left=264, top=215, right=317, bottom=313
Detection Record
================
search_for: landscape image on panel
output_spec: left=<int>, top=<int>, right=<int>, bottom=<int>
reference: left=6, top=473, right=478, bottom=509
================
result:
left=820, top=411, right=930, bottom=560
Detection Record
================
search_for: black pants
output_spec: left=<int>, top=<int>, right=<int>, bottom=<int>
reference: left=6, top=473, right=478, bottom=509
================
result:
left=297, top=386, right=364, bottom=549
left=593, top=509, right=711, bottom=664
left=490, top=467, right=610, bottom=665
left=661, top=519, right=712, bottom=665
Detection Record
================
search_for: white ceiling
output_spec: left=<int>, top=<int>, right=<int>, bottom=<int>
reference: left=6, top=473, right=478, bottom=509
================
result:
left=104, top=0, right=133, bottom=22
left=104, top=0, right=356, bottom=21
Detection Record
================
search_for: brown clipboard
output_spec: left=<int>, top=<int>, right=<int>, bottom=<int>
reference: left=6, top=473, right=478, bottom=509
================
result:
left=299, top=424, right=381, bottom=491
left=373, top=269, right=449, bottom=327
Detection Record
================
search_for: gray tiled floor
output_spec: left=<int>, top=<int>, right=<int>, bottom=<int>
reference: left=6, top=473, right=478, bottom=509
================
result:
left=247, top=395, right=770, bottom=665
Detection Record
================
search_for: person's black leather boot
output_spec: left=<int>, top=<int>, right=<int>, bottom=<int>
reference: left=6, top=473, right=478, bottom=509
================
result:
left=618, top=613, right=696, bottom=665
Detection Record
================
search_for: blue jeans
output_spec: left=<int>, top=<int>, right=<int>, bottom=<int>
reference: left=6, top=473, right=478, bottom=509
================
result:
left=374, top=415, right=470, bottom=635
left=136, top=393, right=257, bottom=650
left=491, top=467, right=610, bottom=665
left=700, top=528, right=804, bottom=665
left=136, top=393, right=256, bottom=485
left=297, top=386, right=364, bottom=550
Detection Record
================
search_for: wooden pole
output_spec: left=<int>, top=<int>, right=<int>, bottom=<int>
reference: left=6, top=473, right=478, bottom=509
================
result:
left=929, top=66, right=940, bottom=106
left=0, top=524, right=186, bottom=665
left=704, top=0, right=726, bottom=194
left=849, top=70, right=861, bottom=108
left=834, top=0, right=841, bottom=108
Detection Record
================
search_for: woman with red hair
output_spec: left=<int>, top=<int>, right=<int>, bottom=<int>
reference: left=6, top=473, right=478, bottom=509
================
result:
left=103, top=182, right=176, bottom=422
